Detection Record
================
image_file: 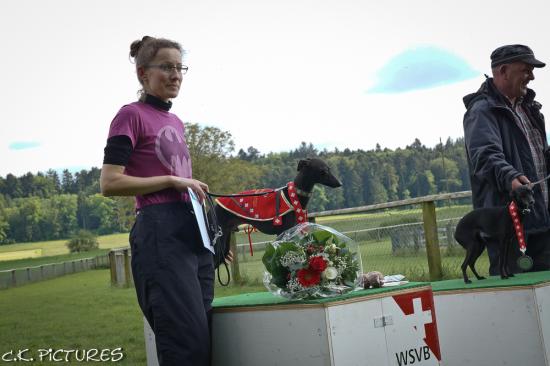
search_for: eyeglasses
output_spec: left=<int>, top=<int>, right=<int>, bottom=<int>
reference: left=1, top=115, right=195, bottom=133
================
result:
left=146, top=64, right=189, bottom=74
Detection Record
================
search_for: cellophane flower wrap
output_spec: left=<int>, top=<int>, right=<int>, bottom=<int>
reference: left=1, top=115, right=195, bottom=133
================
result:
left=262, top=223, right=363, bottom=300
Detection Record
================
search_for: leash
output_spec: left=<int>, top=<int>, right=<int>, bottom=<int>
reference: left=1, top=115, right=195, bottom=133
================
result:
left=205, top=186, right=287, bottom=286
left=206, top=185, right=287, bottom=198
left=204, top=183, right=310, bottom=286
left=200, top=194, right=230, bottom=285
left=531, top=173, right=550, bottom=186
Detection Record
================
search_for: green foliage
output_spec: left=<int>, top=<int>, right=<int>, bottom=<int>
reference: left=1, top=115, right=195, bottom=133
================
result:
left=78, top=194, right=118, bottom=234
left=66, top=230, right=99, bottom=253
left=0, top=127, right=471, bottom=244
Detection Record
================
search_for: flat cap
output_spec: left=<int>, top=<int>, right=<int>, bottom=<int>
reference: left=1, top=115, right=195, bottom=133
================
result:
left=491, top=44, right=545, bottom=68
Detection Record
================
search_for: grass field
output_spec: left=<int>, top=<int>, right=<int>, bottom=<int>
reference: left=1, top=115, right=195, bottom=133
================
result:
left=0, top=233, right=131, bottom=255
left=0, top=204, right=486, bottom=364
left=0, top=204, right=476, bottom=280
left=0, top=269, right=264, bottom=365
left=0, top=234, right=130, bottom=272
left=228, top=238, right=490, bottom=285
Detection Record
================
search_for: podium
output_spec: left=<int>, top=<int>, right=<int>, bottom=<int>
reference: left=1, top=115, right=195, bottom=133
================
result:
left=433, top=271, right=550, bottom=366
left=211, top=283, right=441, bottom=366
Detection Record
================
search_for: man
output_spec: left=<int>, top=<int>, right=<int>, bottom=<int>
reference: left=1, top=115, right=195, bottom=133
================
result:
left=463, top=44, right=550, bottom=275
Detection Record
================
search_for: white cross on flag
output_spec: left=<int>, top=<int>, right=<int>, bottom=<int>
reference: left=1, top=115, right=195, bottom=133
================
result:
left=383, top=289, right=442, bottom=365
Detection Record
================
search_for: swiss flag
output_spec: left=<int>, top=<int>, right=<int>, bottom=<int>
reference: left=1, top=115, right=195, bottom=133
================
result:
left=392, top=290, right=441, bottom=361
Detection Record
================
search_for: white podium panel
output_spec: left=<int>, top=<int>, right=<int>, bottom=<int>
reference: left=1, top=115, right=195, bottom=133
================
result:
left=433, top=272, right=550, bottom=366
left=211, top=285, right=441, bottom=366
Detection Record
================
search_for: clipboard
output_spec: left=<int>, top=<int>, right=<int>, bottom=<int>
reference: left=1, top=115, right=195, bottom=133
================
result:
left=188, top=188, right=215, bottom=254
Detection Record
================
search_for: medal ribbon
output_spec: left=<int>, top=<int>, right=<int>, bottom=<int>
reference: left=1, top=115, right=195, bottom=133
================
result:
left=508, top=201, right=527, bottom=254
left=287, top=182, right=308, bottom=223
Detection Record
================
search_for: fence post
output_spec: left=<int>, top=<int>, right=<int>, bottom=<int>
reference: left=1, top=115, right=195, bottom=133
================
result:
left=11, top=269, right=16, bottom=287
left=27, top=268, right=31, bottom=282
left=230, top=231, right=241, bottom=283
left=123, top=249, right=132, bottom=287
left=422, top=201, right=443, bottom=281
left=109, top=250, right=117, bottom=286
left=446, top=221, right=454, bottom=247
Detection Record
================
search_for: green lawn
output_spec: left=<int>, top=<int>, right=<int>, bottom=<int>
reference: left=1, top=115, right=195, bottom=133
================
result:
left=0, top=233, right=130, bottom=256
left=0, top=234, right=130, bottom=272
left=0, top=269, right=264, bottom=365
left=0, top=201, right=488, bottom=364
left=230, top=238, right=489, bottom=284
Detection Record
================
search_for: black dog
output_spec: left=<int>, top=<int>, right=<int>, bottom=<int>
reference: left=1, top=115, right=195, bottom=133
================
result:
left=210, top=158, right=342, bottom=269
left=454, top=185, right=534, bottom=284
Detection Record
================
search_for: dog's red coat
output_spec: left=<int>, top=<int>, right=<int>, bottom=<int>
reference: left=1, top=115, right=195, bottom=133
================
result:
left=216, top=189, right=292, bottom=223
left=215, top=182, right=308, bottom=225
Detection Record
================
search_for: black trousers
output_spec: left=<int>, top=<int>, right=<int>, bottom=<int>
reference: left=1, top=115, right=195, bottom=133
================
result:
left=130, top=202, right=214, bottom=366
left=487, top=229, right=550, bottom=276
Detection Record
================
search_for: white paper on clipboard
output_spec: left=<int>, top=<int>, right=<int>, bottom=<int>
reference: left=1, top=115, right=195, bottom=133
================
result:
left=188, top=188, right=215, bottom=254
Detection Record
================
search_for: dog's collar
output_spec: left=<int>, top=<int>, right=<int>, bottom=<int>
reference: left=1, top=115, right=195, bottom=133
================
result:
left=286, top=182, right=308, bottom=223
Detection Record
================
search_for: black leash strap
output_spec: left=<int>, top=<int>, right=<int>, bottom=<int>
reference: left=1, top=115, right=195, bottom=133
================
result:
left=205, top=184, right=287, bottom=286
left=201, top=194, right=229, bottom=286
left=217, top=262, right=230, bottom=286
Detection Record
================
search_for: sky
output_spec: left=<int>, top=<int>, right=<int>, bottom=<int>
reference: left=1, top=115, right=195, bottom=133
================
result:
left=1, top=0, right=550, bottom=177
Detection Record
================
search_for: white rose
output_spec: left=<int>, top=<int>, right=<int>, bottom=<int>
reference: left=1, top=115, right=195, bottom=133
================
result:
left=323, top=267, right=338, bottom=280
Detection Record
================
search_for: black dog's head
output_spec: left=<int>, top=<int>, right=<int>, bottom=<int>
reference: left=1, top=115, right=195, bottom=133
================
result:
left=511, top=184, right=535, bottom=214
left=297, top=158, right=342, bottom=188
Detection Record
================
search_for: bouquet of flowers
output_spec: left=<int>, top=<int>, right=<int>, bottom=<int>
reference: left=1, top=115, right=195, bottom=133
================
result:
left=262, top=223, right=363, bottom=300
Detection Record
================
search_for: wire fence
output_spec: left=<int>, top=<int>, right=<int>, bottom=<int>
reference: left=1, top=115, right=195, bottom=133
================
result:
left=4, top=191, right=478, bottom=289
left=0, top=255, right=110, bottom=290
left=228, top=191, right=482, bottom=283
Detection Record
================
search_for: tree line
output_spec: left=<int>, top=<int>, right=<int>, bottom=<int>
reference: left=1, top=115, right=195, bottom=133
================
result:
left=0, top=123, right=471, bottom=244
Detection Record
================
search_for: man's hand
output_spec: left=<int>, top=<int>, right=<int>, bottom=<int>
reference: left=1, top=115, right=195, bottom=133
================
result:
left=511, top=175, right=531, bottom=191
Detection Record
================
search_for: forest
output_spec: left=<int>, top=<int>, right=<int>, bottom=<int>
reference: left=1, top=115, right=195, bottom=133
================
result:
left=0, top=123, right=470, bottom=244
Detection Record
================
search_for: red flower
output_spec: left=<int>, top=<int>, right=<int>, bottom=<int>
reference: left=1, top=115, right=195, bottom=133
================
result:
left=297, top=268, right=321, bottom=287
left=309, top=256, right=328, bottom=272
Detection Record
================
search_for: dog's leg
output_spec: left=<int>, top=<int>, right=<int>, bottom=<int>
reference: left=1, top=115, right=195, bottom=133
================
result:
left=505, top=237, right=515, bottom=277
left=461, top=243, right=475, bottom=284
left=500, top=238, right=509, bottom=279
left=470, top=243, right=486, bottom=280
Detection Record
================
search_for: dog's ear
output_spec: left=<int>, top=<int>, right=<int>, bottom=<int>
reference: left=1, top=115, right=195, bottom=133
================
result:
left=298, top=159, right=311, bottom=171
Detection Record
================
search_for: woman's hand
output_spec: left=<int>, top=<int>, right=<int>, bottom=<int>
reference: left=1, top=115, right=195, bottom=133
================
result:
left=224, top=250, right=234, bottom=264
left=100, top=164, right=209, bottom=201
left=172, top=177, right=209, bottom=203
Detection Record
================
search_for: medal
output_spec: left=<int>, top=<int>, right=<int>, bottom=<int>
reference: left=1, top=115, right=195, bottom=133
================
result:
left=517, top=254, right=534, bottom=271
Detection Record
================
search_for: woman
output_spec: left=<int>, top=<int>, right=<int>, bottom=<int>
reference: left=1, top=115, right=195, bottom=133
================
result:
left=100, top=36, right=213, bottom=366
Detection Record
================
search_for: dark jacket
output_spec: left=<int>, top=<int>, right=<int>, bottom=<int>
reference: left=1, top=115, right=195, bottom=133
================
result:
left=463, top=77, right=550, bottom=233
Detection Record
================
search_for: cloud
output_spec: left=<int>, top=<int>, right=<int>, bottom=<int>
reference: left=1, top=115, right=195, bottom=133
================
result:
left=9, top=141, right=41, bottom=150
left=368, top=46, right=479, bottom=93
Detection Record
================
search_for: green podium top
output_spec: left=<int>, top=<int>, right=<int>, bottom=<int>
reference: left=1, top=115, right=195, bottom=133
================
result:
left=431, top=271, right=550, bottom=293
left=213, top=282, right=427, bottom=309
left=213, top=271, right=550, bottom=309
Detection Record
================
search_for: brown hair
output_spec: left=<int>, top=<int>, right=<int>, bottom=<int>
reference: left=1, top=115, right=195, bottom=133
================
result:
left=129, top=36, right=184, bottom=87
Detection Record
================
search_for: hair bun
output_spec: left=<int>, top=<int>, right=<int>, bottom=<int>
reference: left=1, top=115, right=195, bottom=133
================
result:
left=130, top=36, right=153, bottom=58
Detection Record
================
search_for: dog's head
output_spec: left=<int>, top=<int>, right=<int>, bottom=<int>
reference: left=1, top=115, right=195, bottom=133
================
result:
left=511, top=184, right=535, bottom=214
left=297, top=158, right=342, bottom=188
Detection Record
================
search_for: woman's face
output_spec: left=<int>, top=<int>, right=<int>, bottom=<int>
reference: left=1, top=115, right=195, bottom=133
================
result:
left=139, top=48, right=183, bottom=101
